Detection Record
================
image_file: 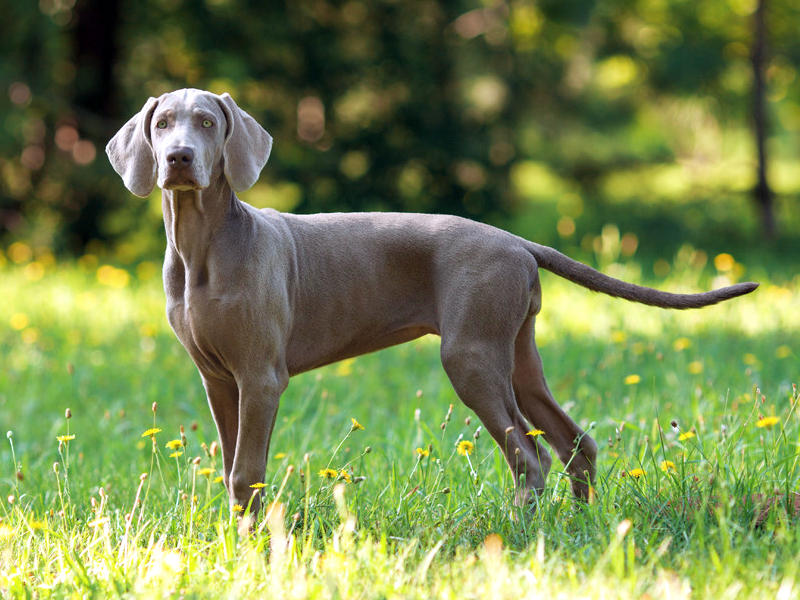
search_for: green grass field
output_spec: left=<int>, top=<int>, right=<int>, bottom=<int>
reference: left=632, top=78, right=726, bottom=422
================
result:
left=1, top=245, right=799, bottom=598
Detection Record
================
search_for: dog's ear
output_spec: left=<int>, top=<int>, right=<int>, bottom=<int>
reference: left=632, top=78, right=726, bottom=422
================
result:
left=106, top=97, right=159, bottom=197
left=216, top=92, right=273, bottom=192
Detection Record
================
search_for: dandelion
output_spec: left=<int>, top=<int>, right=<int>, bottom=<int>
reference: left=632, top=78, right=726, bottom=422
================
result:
left=318, top=468, right=338, bottom=479
left=673, top=338, right=691, bottom=352
left=197, top=467, right=215, bottom=477
left=660, top=460, right=677, bottom=473
left=743, top=353, right=759, bottom=365
left=141, top=428, right=162, bottom=438
left=232, top=504, right=243, bottom=513
left=756, top=416, right=780, bottom=429
left=165, top=439, right=183, bottom=450
left=350, top=418, right=364, bottom=431
left=56, top=434, right=75, bottom=443
left=526, top=429, right=545, bottom=437
left=678, top=431, right=695, bottom=441
left=339, top=469, right=352, bottom=483
left=169, top=451, right=183, bottom=458
left=249, top=482, right=267, bottom=489
left=10, top=313, right=29, bottom=330
left=214, top=476, right=224, bottom=484
left=88, top=516, right=109, bottom=528
left=415, top=447, right=430, bottom=458
left=336, top=358, right=355, bottom=376
left=273, top=452, right=287, bottom=459
left=624, top=468, right=645, bottom=479
left=687, top=361, right=703, bottom=374
left=624, top=374, right=641, bottom=385
left=713, top=253, right=735, bottom=272
left=457, top=440, right=474, bottom=456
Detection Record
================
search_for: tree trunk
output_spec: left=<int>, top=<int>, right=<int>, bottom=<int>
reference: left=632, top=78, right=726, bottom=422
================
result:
left=752, top=0, right=776, bottom=238
left=66, top=0, right=122, bottom=251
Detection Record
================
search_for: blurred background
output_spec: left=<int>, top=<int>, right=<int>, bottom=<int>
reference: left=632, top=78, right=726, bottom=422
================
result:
left=1, top=0, right=799, bottom=272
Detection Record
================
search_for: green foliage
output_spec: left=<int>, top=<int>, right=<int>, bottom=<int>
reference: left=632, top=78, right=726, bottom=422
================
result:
left=1, top=253, right=798, bottom=596
left=2, top=0, right=799, bottom=257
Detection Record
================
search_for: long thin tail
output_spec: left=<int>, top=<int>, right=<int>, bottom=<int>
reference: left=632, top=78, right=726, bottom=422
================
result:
left=528, top=243, right=758, bottom=309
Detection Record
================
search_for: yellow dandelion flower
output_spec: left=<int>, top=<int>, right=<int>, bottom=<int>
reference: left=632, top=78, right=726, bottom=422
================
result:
left=713, top=253, right=734, bottom=272
left=336, top=358, right=355, bottom=376
left=526, top=429, right=545, bottom=437
left=56, top=434, right=75, bottom=443
left=165, top=439, right=183, bottom=450
left=197, top=467, right=215, bottom=477
left=273, top=452, right=287, bottom=459
left=169, top=451, right=183, bottom=458
left=415, top=447, right=430, bottom=457
left=624, top=374, right=641, bottom=385
left=659, top=460, right=677, bottom=473
left=232, top=504, right=243, bottom=513
left=457, top=440, right=474, bottom=456
left=10, top=313, right=29, bottom=330
left=678, top=431, right=695, bottom=441
left=87, top=516, right=109, bottom=528
left=673, top=337, right=692, bottom=352
left=775, top=345, right=792, bottom=359
left=141, top=428, right=162, bottom=438
left=624, top=468, right=645, bottom=479
left=756, top=416, right=780, bottom=429
left=339, top=469, right=352, bottom=483
left=350, top=417, right=365, bottom=431
left=687, top=361, right=703, bottom=374
left=214, top=476, right=224, bottom=484
left=318, top=468, right=338, bottom=479
left=250, top=482, right=267, bottom=489
left=743, top=353, right=758, bottom=365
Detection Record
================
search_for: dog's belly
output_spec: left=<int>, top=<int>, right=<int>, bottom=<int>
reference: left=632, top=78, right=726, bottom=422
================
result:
left=285, top=324, right=437, bottom=375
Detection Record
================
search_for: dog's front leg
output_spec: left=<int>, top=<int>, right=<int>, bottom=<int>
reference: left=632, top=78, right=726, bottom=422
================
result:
left=201, top=375, right=239, bottom=489
left=228, top=368, right=288, bottom=516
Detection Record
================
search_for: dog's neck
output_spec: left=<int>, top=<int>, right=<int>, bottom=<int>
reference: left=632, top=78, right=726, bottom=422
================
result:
left=161, top=174, right=241, bottom=265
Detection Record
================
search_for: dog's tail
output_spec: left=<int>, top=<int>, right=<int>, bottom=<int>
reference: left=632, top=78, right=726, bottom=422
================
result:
left=527, top=242, right=758, bottom=309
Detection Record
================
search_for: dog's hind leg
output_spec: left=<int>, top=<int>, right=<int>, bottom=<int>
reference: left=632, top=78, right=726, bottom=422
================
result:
left=437, top=265, right=553, bottom=506
left=512, top=315, right=597, bottom=499
left=441, top=336, right=553, bottom=506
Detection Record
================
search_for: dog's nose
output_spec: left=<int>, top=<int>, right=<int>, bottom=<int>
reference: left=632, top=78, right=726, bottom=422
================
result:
left=166, top=147, right=194, bottom=167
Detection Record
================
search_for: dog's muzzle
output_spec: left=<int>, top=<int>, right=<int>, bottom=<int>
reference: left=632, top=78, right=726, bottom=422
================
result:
left=163, top=146, right=201, bottom=190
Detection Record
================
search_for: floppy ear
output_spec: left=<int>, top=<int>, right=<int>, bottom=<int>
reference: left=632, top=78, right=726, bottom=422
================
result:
left=216, top=93, right=273, bottom=192
left=105, top=97, right=159, bottom=197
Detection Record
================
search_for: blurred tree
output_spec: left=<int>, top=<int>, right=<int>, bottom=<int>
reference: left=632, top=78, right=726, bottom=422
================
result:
left=752, top=0, right=775, bottom=238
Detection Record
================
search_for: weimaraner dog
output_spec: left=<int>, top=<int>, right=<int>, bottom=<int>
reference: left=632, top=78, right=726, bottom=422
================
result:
left=106, top=89, right=757, bottom=514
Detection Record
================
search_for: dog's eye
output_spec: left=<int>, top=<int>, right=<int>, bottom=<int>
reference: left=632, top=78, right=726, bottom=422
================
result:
left=201, top=119, right=213, bottom=128
left=156, top=120, right=168, bottom=129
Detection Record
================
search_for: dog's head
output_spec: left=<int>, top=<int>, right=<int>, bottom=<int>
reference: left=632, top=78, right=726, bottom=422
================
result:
left=106, top=88, right=272, bottom=197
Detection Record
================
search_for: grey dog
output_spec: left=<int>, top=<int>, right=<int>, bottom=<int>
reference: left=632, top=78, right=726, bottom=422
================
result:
left=106, top=89, right=757, bottom=514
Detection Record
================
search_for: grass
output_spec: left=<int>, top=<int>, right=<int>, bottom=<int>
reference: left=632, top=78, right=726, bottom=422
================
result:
left=1, top=243, right=799, bottom=598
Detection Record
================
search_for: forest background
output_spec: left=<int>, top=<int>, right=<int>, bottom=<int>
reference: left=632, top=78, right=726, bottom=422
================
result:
left=1, top=0, right=799, bottom=270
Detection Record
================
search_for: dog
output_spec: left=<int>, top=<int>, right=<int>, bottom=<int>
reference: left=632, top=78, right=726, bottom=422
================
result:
left=106, top=88, right=757, bottom=513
